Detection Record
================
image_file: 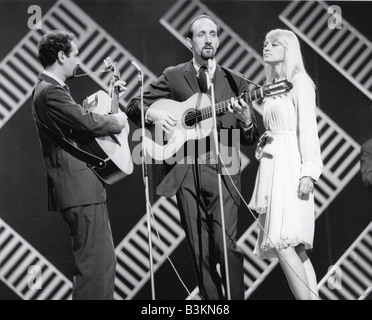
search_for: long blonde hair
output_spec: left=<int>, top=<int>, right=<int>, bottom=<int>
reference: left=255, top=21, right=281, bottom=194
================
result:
left=264, top=29, right=314, bottom=87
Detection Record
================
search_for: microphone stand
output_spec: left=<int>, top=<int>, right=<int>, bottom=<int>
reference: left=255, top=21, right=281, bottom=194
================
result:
left=132, top=61, right=156, bottom=300
left=207, top=59, right=231, bottom=300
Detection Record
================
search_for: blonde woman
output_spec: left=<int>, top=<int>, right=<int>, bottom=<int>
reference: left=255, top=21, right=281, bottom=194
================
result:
left=249, top=29, right=323, bottom=300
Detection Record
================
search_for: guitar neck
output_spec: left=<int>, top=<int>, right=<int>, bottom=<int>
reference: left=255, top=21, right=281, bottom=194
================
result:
left=110, top=75, right=120, bottom=114
left=106, top=58, right=120, bottom=114
left=111, top=92, right=119, bottom=114
left=199, top=87, right=264, bottom=121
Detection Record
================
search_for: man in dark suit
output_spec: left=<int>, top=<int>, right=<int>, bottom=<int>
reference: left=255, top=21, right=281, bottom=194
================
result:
left=127, top=15, right=259, bottom=300
left=32, top=30, right=128, bottom=300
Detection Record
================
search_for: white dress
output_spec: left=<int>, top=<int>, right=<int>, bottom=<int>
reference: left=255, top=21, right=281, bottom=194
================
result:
left=249, top=73, right=323, bottom=260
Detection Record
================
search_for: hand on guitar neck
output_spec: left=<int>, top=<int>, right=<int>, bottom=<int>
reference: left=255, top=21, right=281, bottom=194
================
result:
left=110, top=80, right=128, bottom=100
left=108, top=80, right=128, bottom=146
left=79, top=56, right=133, bottom=184
left=228, top=97, right=253, bottom=126
left=106, top=57, right=128, bottom=146
left=105, top=56, right=126, bottom=100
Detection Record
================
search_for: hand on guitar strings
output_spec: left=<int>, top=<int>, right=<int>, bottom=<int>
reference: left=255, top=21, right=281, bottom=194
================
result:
left=146, top=108, right=177, bottom=134
left=113, top=112, right=130, bottom=134
left=228, top=97, right=253, bottom=126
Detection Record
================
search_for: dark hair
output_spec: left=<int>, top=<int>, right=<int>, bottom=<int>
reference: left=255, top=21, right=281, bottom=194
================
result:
left=186, top=15, right=220, bottom=39
left=37, top=30, right=76, bottom=68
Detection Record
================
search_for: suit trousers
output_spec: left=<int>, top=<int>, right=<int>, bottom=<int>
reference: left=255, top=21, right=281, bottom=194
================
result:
left=176, top=162, right=244, bottom=300
left=61, top=203, right=116, bottom=300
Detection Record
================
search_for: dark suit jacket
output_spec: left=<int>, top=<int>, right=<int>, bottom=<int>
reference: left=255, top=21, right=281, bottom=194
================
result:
left=361, top=138, right=372, bottom=188
left=126, top=61, right=258, bottom=204
left=32, top=73, right=123, bottom=211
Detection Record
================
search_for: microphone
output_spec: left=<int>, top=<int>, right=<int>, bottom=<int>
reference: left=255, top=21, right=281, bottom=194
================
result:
left=207, top=59, right=213, bottom=82
left=207, top=59, right=213, bottom=70
left=131, top=61, right=143, bottom=86
left=131, top=61, right=142, bottom=73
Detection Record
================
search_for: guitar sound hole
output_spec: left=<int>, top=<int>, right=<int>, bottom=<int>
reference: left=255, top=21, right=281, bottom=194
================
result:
left=184, top=111, right=199, bottom=128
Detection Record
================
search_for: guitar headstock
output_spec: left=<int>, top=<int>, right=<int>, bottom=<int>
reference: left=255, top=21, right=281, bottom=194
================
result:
left=263, top=80, right=293, bottom=97
left=104, top=57, right=120, bottom=79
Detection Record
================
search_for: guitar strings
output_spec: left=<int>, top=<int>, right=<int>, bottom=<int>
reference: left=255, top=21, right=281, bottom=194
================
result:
left=183, top=89, right=261, bottom=123
left=183, top=102, right=230, bottom=122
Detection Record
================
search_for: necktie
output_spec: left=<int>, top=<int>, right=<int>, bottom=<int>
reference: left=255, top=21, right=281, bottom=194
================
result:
left=197, top=65, right=208, bottom=93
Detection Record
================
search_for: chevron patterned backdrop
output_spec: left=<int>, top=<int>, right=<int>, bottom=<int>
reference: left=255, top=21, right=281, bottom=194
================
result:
left=0, top=0, right=371, bottom=300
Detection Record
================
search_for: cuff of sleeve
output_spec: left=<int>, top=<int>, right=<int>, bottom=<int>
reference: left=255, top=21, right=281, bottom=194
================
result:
left=145, top=110, right=153, bottom=124
left=300, top=162, right=322, bottom=182
left=108, top=115, right=122, bottom=131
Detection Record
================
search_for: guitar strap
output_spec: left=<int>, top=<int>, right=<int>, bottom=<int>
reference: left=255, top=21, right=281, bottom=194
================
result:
left=221, top=66, right=240, bottom=97
left=34, top=113, right=106, bottom=169
left=221, top=66, right=258, bottom=142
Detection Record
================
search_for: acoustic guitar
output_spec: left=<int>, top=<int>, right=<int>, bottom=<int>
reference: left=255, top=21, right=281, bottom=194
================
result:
left=144, top=80, right=293, bottom=161
left=81, top=57, right=133, bottom=184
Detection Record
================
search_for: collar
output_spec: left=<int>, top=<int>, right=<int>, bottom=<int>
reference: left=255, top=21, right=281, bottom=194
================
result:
left=42, top=70, right=66, bottom=87
left=193, top=58, right=216, bottom=77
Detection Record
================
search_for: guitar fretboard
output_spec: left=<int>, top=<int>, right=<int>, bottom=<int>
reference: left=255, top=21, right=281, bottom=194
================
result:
left=199, top=87, right=264, bottom=121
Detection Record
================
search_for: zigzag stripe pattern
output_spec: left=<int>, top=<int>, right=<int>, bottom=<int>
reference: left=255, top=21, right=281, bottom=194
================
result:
left=0, top=0, right=159, bottom=299
left=0, top=0, right=156, bottom=131
left=0, top=0, right=366, bottom=300
left=0, top=218, right=72, bottom=300
left=0, top=0, right=250, bottom=299
left=158, top=0, right=361, bottom=300
left=0, top=0, right=164, bottom=299
left=113, top=153, right=250, bottom=299
left=318, top=221, right=372, bottom=300
left=160, top=0, right=265, bottom=86
left=279, top=0, right=372, bottom=100
left=114, top=196, right=182, bottom=299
